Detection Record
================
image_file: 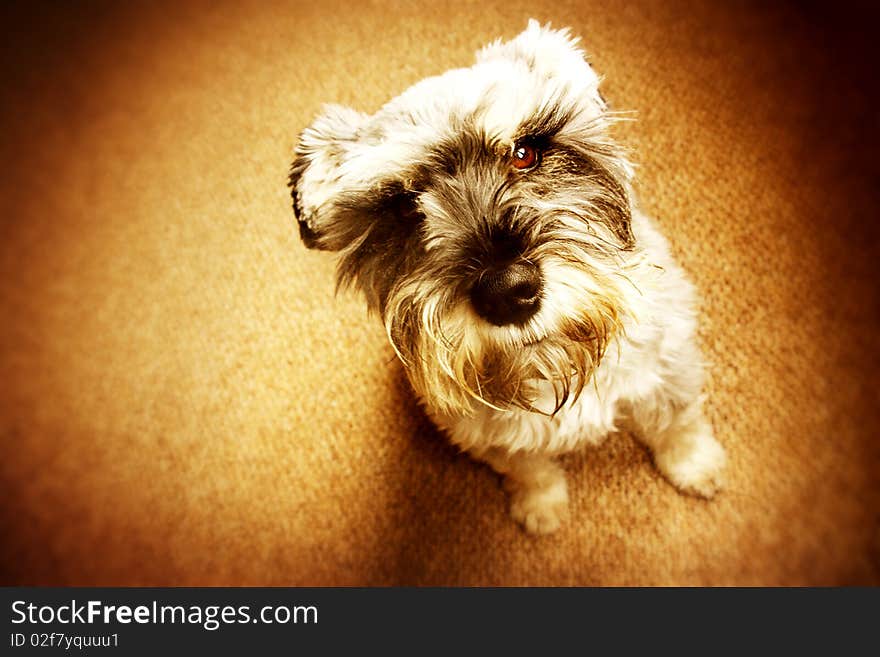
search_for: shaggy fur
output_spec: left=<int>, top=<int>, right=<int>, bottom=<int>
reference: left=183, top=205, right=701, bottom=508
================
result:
left=289, top=20, right=726, bottom=533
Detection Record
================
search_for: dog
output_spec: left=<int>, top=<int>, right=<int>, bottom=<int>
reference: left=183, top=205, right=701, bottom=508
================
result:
left=288, top=20, right=726, bottom=534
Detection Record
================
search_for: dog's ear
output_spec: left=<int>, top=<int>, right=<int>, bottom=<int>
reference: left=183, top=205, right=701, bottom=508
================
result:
left=477, top=19, right=605, bottom=110
left=288, top=104, right=379, bottom=251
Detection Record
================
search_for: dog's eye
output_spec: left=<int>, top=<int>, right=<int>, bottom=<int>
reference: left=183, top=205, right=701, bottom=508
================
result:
left=511, top=143, right=539, bottom=171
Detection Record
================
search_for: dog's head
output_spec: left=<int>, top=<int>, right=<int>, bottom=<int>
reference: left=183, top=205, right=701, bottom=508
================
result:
left=289, top=21, right=639, bottom=416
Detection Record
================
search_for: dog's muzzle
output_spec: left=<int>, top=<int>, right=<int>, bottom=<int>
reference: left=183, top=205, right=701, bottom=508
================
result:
left=470, top=260, right=542, bottom=326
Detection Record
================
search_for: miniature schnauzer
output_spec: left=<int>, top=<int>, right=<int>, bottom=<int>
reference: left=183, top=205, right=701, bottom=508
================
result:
left=288, top=21, right=726, bottom=534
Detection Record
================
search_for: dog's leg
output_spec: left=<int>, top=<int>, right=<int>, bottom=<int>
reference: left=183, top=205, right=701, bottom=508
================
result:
left=473, top=447, right=569, bottom=534
left=628, top=396, right=726, bottom=498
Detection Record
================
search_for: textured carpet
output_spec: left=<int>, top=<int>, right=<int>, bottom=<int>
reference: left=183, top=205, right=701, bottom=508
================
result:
left=1, top=0, right=878, bottom=586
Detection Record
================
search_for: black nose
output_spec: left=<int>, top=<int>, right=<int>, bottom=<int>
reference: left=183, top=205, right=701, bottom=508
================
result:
left=470, top=261, right=542, bottom=326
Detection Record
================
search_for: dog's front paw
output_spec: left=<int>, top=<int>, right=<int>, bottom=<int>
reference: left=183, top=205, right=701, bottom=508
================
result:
left=655, top=431, right=727, bottom=498
left=506, top=475, right=569, bottom=535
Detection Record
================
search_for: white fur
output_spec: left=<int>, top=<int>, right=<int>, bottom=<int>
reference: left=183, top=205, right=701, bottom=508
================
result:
left=429, top=210, right=726, bottom=531
left=293, top=21, right=726, bottom=533
left=294, top=21, right=610, bottom=222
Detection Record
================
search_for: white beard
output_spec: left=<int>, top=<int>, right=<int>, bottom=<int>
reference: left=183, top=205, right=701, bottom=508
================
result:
left=424, top=210, right=726, bottom=534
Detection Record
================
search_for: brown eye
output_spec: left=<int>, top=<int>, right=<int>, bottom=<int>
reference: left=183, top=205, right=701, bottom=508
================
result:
left=511, top=143, right=539, bottom=170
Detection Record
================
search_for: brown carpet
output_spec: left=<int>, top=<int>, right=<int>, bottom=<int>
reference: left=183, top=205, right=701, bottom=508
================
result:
left=1, top=0, right=878, bottom=586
